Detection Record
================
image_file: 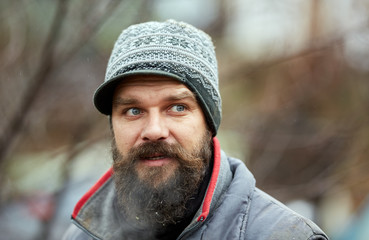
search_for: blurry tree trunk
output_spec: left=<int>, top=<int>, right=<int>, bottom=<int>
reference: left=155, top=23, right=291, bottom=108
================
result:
left=0, top=0, right=69, bottom=164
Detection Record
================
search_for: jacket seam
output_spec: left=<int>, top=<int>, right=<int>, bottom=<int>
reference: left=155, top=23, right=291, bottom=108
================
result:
left=239, top=194, right=252, bottom=240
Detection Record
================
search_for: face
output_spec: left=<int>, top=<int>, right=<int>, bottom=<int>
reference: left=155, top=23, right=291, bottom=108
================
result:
left=111, top=74, right=211, bottom=185
left=111, top=75, right=213, bottom=228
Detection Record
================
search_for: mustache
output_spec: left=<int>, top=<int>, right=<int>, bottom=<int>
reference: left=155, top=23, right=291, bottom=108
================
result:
left=120, top=141, right=204, bottom=167
left=112, top=140, right=209, bottom=171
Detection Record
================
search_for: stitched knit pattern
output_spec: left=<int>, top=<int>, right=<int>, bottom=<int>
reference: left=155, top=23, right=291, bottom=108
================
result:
left=94, top=19, right=221, bottom=134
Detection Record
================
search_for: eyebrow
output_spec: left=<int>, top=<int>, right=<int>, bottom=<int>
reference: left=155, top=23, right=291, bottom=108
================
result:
left=164, top=91, right=197, bottom=102
left=112, top=98, right=141, bottom=106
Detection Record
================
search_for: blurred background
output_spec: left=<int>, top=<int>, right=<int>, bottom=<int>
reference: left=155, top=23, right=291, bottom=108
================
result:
left=1, top=0, right=369, bottom=239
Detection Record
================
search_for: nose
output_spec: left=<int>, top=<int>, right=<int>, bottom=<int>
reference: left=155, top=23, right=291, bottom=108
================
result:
left=140, top=112, right=169, bottom=141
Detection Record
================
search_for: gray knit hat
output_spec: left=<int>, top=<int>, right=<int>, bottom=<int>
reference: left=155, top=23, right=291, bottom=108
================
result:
left=94, top=19, right=222, bottom=135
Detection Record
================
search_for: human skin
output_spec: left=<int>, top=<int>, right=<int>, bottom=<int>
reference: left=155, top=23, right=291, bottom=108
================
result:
left=111, top=75, right=210, bottom=183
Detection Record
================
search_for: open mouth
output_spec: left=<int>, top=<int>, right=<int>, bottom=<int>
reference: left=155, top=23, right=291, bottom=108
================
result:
left=139, top=153, right=172, bottom=166
left=141, top=153, right=168, bottom=161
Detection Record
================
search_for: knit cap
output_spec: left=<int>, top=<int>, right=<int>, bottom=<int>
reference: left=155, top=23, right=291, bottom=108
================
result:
left=94, top=19, right=222, bottom=135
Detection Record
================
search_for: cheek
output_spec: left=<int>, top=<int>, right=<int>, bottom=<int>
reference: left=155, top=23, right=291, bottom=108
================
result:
left=172, top=117, right=208, bottom=150
left=113, top=122, right=139, bottom=154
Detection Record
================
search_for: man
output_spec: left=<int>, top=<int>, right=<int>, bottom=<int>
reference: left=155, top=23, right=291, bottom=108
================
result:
left=63, top=20, right=329, bottom=239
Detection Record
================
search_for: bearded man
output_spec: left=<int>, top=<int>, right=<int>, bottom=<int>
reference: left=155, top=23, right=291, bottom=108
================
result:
left=63, top=20, right=328, bottom=240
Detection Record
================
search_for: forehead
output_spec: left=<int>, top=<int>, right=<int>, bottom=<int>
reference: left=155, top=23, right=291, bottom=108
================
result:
left=113, top=74, right=193, bottom=96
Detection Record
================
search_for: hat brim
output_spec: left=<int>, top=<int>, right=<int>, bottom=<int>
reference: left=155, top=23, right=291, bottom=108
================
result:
left=93, top=70, right=184, bottom=115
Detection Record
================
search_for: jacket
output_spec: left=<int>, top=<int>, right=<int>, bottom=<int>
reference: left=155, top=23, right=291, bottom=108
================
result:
left=63, top=137, right=329, bottom=240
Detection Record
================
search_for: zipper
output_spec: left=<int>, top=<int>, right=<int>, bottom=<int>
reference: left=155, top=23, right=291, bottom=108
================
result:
left=176, top=220, right=203, bottom=240
left=72, top=219, right=102, bottom=240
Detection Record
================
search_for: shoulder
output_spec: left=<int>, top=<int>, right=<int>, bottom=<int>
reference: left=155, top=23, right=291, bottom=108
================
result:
left=62, top=224, right=93, bottom=240
left=246, top=188, right=328, bottom=240
left=221, top=153, right=328, bottom=239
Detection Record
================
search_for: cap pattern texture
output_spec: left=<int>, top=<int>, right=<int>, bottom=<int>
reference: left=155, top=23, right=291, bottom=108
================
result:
left=94, top=19, right=222, bottom=134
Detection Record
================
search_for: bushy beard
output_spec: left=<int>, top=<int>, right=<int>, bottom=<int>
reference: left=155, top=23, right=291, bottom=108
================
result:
left=112, top=132, right=212, bottom=231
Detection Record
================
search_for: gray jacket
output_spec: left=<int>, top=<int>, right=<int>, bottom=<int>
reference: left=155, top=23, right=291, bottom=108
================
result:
left=63, top=138, right=328, bottom=240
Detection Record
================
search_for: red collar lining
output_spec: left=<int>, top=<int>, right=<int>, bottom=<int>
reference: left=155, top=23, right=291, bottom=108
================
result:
left=197, top=137, right=221, bottom=222
left=72, top=168, right=113, bottom=219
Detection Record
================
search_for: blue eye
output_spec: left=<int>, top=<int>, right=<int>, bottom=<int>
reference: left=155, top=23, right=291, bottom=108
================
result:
left=171, top=105, right=186, bottom=112
left=127, top=108, right=141, bottom=116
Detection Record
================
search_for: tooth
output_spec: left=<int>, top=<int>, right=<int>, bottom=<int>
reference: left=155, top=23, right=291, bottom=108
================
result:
left=148, top=156, right=164, bottom=160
